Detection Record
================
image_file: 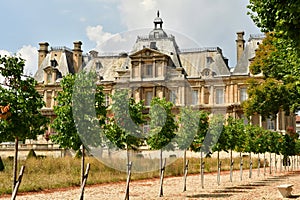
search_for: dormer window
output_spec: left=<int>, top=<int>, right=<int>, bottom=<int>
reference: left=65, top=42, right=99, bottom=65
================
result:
left=50, top=59, right=58, bottom=67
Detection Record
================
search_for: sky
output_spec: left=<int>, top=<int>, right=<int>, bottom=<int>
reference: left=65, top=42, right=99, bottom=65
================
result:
left=0, top=0, right=261, bottom=78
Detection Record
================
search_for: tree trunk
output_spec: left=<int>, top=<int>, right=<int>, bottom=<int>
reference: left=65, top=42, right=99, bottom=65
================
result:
left=12, top=137, right=18, bottom=192
left=200, top=151, right=204, bottom=189
left=249, top=152, right=252, bottom=178
left=81, top=145, right=85, bottom=185
left=230, top=149, right=233, bottom=182
left=183, top=149, right=186, bottom=175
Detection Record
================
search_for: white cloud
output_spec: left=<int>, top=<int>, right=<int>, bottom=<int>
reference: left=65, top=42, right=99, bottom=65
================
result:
left=86, top=25, right=130, bottom=52
left=116, top=0, right=260, bottom=67
left=0, top=50, right=11, bottom=57
left=16, top=45, right=38, bottom=77
left=0, top=46, right=38, bottom=78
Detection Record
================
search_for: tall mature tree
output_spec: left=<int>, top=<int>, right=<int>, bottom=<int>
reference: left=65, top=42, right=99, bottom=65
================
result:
left=0, top=55, right=48, bottom=191
left=245, top=1, right=300, bottom=119
left=248, top=0, right=300, bottom=46
left=51, top=72, right=107, bottom=183
left=243, top=33, right=300, bottom=119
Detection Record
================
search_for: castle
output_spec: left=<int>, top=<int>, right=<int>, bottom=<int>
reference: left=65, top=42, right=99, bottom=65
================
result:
left=33, top=13, right=295, bottom=140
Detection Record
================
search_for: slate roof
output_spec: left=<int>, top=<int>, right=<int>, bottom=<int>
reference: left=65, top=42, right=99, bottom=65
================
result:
left=232, top=34, right=265, bottom=75
left=34, top=47, right=76, bottom=83
left=179, top=48, right=230, bottom=77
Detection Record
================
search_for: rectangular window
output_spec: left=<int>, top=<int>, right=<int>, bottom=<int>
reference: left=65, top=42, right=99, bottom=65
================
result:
left=267, top=118, right=275, bottom=130
left=192, top=90, right=198, bottom=105
left=145, top=91, right=153, bottom=106
left=240, top=88, right=248, bottom=102
left=145, top=64, right=153, bottom=77
left=215, top=88, right=224, bottom=104
left=169, top=90, right=177, bottom=104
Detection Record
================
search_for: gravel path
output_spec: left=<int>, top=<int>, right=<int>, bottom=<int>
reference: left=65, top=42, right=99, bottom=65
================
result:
left=1, top=168, right=300, bottom=200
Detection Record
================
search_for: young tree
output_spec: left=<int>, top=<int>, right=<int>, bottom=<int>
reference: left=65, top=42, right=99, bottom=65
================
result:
left=224, top=117, right=245, bottom=181
left=51, top=72, right=107, bottom=184
left=0, top=55, right=48, bottom=191
left=104, top=89, right=145, bottom=171
left=146, top=97, right=178, bottom=196
left=176, top=107, right=208, bottom=174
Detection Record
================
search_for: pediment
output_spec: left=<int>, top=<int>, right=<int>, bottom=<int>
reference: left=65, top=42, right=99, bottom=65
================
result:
left=129, top=48, right=168, bottom=59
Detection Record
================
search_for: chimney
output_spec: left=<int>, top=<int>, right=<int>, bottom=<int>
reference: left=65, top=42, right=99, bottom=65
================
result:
left=38, top=42, right=49, bottom=68
left=89, top=50, right=99, bottom=58
left=73, top=41, right=83, bottom=73
left=236, top=31, right=245, bottom=63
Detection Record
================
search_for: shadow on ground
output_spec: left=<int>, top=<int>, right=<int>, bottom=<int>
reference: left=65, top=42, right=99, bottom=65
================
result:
left=185, top=171, right=300, bottom=199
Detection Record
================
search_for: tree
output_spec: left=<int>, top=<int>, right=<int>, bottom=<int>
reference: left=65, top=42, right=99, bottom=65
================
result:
left=0, top=55, right=48, bottom=191
left=51, top=71, right=107, bottom=184
left=243, top=33, right=300, bottom=119
left=146, top=97, right=178, bottom=196
left=104, top=89, right=145, bottom=171
left=176, top=107, right=208, bottom=174
left=245, top=1, right=300, bottom=118
left=247, top=0, right=300, bottom=47
left=146, top=97, right=178, bottom=151
left=224, top=117, right=245, bottom=180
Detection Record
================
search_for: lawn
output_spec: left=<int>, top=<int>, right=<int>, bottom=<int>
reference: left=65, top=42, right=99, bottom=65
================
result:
left=0, top=155, right=261, bottom=195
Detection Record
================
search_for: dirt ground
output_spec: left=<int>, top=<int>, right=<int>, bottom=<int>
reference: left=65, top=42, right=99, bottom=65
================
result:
left=1, top=168, right=300, bottom=200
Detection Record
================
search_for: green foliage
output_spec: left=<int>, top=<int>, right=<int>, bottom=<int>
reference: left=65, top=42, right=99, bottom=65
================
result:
left=0, top=157, right=4, bottom=171
left=146, top=97, right=178, bottom=150
left=245, top=3, right=300, bottom=119
left=247, top=0, right=300, bottom=46
left=27, top=149, right=37, bottom=159
left=210, top=114, right=226, bottom=153
left=104, top=89, right=145, bottom=150
left=0, top=55, right=48, bottom=142
left=176, top=107, right=209, bottom=151
left=224, top=117, right=245, bottom=152
left=51, top=72, right=107, bottom=151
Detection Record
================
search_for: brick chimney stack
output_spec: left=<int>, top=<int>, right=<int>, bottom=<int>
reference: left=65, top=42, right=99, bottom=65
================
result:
left=236, top=31, right=245, bottom=63
left=38, top=42, right=49, bottom=68
left=73, top=41, right=83, bottom=73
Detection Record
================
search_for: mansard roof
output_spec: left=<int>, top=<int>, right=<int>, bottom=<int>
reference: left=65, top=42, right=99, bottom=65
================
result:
left=179, top=47, right=230, bottom=78
left=233, top=34, right=265, bottom=75
left=34, top=48, right=76, bottom=83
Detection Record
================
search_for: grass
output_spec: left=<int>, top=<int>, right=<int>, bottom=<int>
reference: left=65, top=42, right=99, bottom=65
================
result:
left=0, top=155, right=263, bottom=195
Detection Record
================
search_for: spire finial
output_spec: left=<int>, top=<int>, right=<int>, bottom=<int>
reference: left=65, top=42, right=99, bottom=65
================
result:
left=157, top=10, right=160, bottom=18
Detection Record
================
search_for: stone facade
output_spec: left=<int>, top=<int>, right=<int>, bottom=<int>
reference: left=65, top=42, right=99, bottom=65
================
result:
left=34, top=13, right=295, bottom=140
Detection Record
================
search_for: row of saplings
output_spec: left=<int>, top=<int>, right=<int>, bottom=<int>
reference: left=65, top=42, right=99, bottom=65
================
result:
left=123, top=115, right=300, bottom=198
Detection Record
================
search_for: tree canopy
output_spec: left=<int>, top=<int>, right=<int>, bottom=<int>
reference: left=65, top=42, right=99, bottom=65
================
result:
left=248, top=0, right=300, bottom=47
left=51, top=72, right=107, bottom=152
left=245, top=1, right=300, bottom=119
left=0, top=56, right=48, bottom=142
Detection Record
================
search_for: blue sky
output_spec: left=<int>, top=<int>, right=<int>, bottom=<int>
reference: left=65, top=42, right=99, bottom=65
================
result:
left=0, top=0, right=260, bottom=75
